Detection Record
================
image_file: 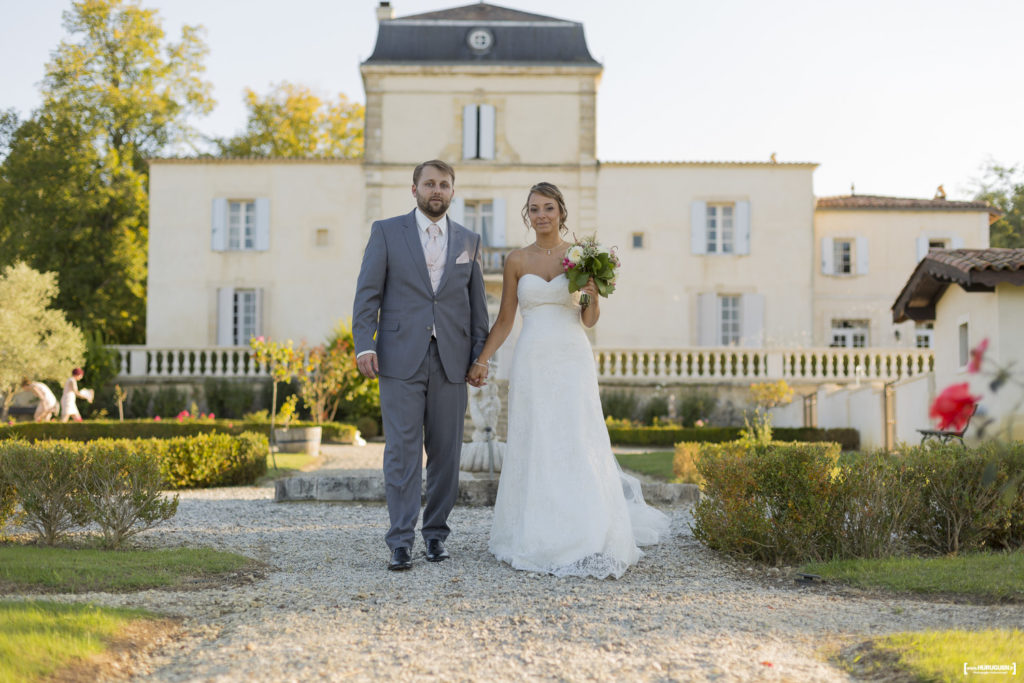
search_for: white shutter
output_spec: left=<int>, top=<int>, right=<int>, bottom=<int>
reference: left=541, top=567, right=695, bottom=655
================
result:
left=741, top=293, right=765, bottom=347
left=821, top=237, right=834, bottom=274
left=448, top=196, right=465, bottom=226
left=491, top=197, right=507, bottom=246
left=211, top=198, right=227, bottom=251
left=254, top=198, right=270, bottom=251
left=856, top=236, right=869, bottom=275
left=735, top=200, right=751, bottom=254
left=479, top=104, right=496, bottom=160
left=690, top=201, right=707, bottom=255
left=916, top=236, right=929, bottom=262
left=216, top=287, right=234, bottom=346
left=462, top=105, right=478, bottom=159
left=697, top=293, right=718, bottom=346
left=951, top=236, right=965, bottom=249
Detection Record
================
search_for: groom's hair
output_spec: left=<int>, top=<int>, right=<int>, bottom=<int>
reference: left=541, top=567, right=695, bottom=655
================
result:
left=413, top=160, right=455, bottom=185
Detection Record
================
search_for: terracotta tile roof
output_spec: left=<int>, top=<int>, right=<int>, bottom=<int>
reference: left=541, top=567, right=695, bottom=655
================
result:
left=892, top=248, right=1024, bottom=322
left=817, top=194, right=995, bottom=212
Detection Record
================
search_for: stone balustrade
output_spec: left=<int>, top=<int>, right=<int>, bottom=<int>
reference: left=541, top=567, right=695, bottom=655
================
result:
left=109, top=344, right=933, bottom=384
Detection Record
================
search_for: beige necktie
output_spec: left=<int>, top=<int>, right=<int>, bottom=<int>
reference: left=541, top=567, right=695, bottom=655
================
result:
left=425, top=223, right=443, bottom=292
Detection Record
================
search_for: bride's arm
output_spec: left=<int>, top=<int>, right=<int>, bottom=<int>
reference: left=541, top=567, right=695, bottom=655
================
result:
left=469, top=251, right=522, bottom=376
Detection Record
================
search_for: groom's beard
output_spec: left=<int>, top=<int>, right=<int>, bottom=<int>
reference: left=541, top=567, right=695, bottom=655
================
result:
left=416, top=192, right=451, bottom=220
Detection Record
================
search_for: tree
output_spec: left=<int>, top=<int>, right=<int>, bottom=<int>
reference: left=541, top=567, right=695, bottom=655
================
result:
left=972, top=161, right=1024, bottom=248
left=0, top=262, right=86, bottom=420
left=216, top=82, right=364, bottom=158
left=0, top=0, right=214, bottom=343
left=298, top=320, right=378, bottom=424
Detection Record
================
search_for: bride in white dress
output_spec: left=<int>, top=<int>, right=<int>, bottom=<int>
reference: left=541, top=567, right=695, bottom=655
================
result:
left=467, top=182, right=669, bottom=579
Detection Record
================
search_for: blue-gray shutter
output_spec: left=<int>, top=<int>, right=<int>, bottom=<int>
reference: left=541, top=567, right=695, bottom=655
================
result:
left=211, top=198, right=227, bottom=251
left=951, top=236, right=965, bottom=249
left=821, top=237, right=834, bottom=274
left=491, top=197, right=507, bottom=246
left=697, top=293, right=718, bottom=346
left=254, top=198, right=270, bottom=251
left=916, top=236, right=929, bottom=262
left=690, top=201, right=707, bottom=255
left=741, top=293, right=764, bottom=347
left=448, top=197, right=465, bottom=226
left=735, top=200, right=751, bottom=254
left=479, top=105, right=496, bottom=160
left=462, top=105, right=478, bottom=159
left=216, top=287, right=234, bottom=346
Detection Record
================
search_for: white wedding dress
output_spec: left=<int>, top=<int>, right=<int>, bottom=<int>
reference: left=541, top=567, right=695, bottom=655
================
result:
left=489, top=273, right=670, bottom=579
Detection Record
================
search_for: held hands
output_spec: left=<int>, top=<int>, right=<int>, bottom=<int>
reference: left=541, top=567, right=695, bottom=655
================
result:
left=356, top=352, right=379, bottom=379
left=467, top=359, right=489, bottom=387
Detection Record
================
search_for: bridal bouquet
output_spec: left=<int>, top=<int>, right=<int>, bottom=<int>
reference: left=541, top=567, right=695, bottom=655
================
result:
left=562, top=234, right=620, bottom=308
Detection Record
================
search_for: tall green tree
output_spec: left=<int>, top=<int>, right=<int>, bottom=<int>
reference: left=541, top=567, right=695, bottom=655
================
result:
left=973, top=161, right=1024, bottom=248
left=216, top=82, right=364, bottom=158
left=0, top=0, right=213, bottom=343
left=0, top=262, right=86, bottom=420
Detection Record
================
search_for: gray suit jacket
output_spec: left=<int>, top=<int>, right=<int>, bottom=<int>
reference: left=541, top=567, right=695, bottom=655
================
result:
left=353, top=210, right=489, bottom=383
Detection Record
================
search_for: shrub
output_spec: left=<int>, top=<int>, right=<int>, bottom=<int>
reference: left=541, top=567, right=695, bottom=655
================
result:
left=639, top=396, right=669, bottom=426
left=78, top=440, right=179, bottom=548
left=605, top=425, right=858, bottom=449
left=672, top=442, right=702, bottom=484
left=903, top=441, right=1019, bottom=555
left=152, top=386, right=187, bottom=418
left=829, top=450, right=922, bottom=559
left=678, top=391, right=716, bottom=427
left=126, top=387, right=152, bottom=418
left=0, top=440, right=90, bottom=544
left=0, top=455, right=20, bottom=531
left=692, top=441, right=841, bottom=564
left=157, top=432, right=267, bottom=489
left=0, top=418, right=357, bottom=444
left=356, top=416, right=379, bottom=439
left=600, top=390, right=640, bottom=421
left=203, top=379, right=256, bottom=419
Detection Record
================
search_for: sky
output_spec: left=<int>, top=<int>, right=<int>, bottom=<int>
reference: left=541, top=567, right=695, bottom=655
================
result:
left=2, top=0, right=1022, bottom=199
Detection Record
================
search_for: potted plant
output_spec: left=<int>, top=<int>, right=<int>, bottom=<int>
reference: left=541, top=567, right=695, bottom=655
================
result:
left=250, top=336, right=306, bottom=467
left=272, top=394, right=322, bottom=456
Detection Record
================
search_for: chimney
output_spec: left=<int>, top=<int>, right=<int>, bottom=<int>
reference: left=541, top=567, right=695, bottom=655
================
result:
left=377, top=1, right=395, bottom=21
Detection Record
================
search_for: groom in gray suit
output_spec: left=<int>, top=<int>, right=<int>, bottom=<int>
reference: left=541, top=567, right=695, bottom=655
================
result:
left=353, top=160, right=489, bottom=571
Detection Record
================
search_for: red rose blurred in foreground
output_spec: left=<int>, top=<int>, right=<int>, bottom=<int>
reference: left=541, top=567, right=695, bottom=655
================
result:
left=968, top=338, right=989, bottom=373
left=929, top=382, right=981, bottom=431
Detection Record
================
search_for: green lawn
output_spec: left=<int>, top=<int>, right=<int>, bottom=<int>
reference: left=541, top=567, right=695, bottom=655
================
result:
left=262, top=452, right=317, bottom=481
left=803, top=551, right=1024, bottom=601
left=614, top=451, right=676, bottom=481
left=0, top=545, right=252, bottom=593
left=0, top=600, right=163, bottom=682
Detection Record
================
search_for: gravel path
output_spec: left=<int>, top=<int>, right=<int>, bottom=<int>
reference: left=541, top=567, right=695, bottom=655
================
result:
left=11, top=445, right=1024, bottom=681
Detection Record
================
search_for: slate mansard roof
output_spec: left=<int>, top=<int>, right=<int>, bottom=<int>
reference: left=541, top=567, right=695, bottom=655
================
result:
left=892, top=249, right=1024, bottom=322
left=363, top=2, right=600, bottom=67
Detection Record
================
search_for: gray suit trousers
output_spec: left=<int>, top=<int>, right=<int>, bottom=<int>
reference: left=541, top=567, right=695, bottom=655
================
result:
left=379, top=339, right=467, bottom=551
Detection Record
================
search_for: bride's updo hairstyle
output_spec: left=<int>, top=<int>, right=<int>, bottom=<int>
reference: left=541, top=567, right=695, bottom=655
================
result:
left=521, top=182, right=569, bottom=236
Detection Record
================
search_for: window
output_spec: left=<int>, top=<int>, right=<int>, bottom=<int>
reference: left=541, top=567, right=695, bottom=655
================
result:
left=228, top=201, right=256, bottom=250
left=928, top=239, right=949, bottom=250
left=217, top=287, right=262, bottom=346
left=833, top=239, right=853, bottom=274
left=464, top=201, right=494, bottom=246
left=915, top=322, right=933, bottom=349
left=958, top=322, right=969, bottom=368
left=631, top=232, right=644, bottom=249
left=706, top=204, right=734, bottom=254
left=462, top=104, right=496, bottom=160
left=830, top=319, right=869, bottom=348
left=720, top=296, right=741, bottom=345
left=917, top=235, right=964, bottom=261
left=234, top=290, right=258, bottom=345
left=697, top=292, right=763, bottom=346
left=212, top=198, right=269, bottom=252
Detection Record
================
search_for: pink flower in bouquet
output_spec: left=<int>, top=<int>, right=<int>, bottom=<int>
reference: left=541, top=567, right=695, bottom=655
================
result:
left=968, top=338, right=989, bottom=373
left=929, top=382, right=981, bottom=431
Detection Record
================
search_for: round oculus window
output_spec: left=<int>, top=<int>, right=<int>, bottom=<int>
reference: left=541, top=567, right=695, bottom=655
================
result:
left=467, top=28, right=493, bottom=51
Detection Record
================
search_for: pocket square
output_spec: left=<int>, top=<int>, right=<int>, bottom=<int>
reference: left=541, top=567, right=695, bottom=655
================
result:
left=455, top=251, right=471, bottom=264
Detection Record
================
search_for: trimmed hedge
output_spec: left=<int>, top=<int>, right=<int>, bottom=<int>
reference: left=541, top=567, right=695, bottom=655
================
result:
left=691, top=440, right=1024, bottom=564
left=153, top=432, right=267, bottom=489
left=0, top=419, right=357, bottom=444
left=608, top=425, right=859, bottom=451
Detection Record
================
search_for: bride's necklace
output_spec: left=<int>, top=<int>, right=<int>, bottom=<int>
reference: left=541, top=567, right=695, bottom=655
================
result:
left=531, top=240, right=564, bottom=256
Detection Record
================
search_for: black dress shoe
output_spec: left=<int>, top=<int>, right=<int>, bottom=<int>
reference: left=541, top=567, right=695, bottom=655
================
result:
left=387, top=546, right=412, bottom=571
left=425, top=539, right=450, bottom=562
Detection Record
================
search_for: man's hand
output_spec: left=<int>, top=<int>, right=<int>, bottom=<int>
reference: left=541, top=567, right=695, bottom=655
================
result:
left=357, top=352, right=379, bottom=379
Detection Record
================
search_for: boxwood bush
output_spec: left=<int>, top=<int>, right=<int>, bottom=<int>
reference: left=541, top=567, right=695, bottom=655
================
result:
left=608, top=425, right=859, bottom=450
left=0, top=419, right=357, bottom=444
